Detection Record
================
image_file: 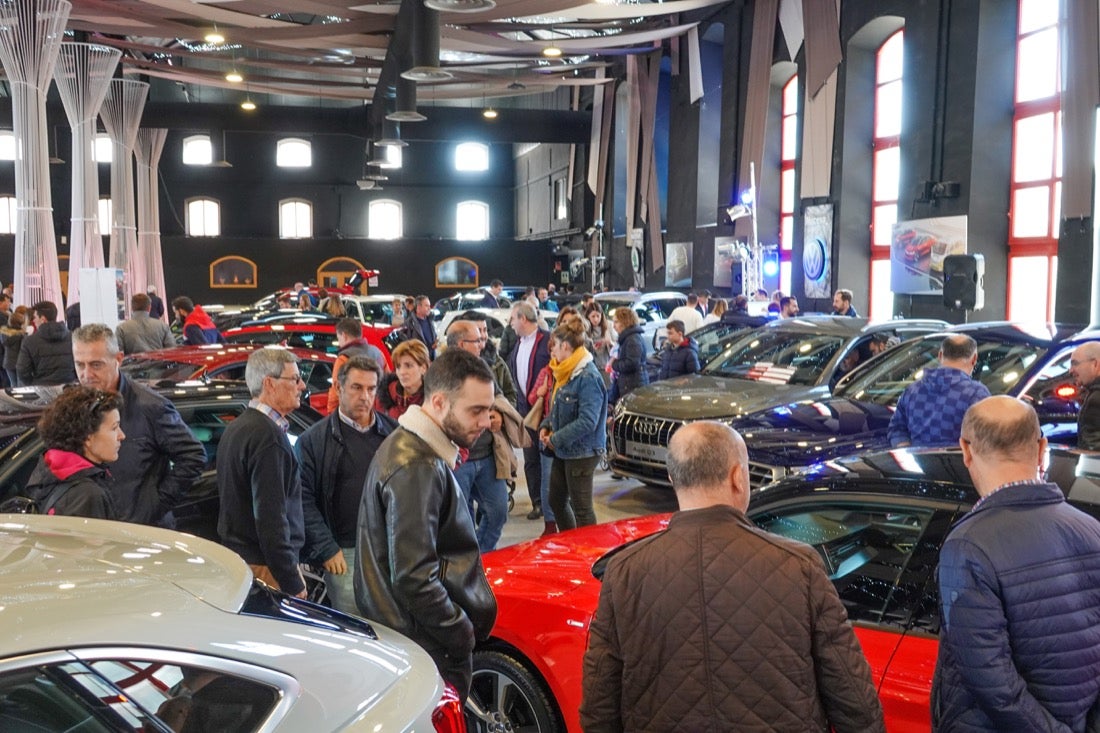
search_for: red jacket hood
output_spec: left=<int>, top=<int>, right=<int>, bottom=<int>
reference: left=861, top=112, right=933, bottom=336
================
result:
left=183, top=304, right=216, bottom=330
left=43, top=448, right=96, bottom=481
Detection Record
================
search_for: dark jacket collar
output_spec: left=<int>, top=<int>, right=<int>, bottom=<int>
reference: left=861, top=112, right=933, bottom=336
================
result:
left=958, top=481, right=1064, bottom=527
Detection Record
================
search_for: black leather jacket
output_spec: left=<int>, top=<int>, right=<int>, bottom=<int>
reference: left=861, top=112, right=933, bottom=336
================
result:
left=1079, top=379, right=1100, bottom=451
left=355, top=427, right=497, bottom=659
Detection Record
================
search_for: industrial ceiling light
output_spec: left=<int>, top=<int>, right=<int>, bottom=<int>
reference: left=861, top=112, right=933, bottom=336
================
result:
left=225, top=69, right=243, bottom=83
left=204, top=26, right=225, bottom=45
left=424, top=0, right=497, bottom=12
left=482, top=106, right=498, bottom=119
left=240, top=96, right=256, bottom=111
left=542, top=45, right=563, bottom=58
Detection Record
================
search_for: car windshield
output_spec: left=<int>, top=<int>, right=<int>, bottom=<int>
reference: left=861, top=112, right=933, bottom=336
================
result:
left=693, top=323, right=749, bottom=363
left=839, top=335, right=1047, bottom=405
left=702, top=329, right=847, bottom=385
left=121, top=359, right=200, bottom=383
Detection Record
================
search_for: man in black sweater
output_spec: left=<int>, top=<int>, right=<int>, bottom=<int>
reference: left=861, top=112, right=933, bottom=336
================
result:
left=217, top=348, right=307, bottom=597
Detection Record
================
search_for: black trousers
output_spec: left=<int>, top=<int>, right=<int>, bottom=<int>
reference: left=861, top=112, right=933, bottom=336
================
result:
left=522, top=427, right=542, bottom=509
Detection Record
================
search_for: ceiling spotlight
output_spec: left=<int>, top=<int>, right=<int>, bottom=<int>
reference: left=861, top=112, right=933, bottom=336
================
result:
left=542, top=46, right=563, bottom=58
left=225, top=70, right=243, bottom=83
left=204, top=30, right=225, bottom=45
left=482, top=107, right=498, bottom=120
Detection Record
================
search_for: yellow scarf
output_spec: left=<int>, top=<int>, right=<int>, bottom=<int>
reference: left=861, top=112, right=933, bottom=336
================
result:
left=550, top=345, right=590, bottom=400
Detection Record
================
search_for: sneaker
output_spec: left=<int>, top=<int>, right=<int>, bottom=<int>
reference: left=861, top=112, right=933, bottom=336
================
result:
left=526, top=507, right=543, bottom=520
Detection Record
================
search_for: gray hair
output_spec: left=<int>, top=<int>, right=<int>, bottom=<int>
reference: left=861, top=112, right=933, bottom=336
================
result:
left=667, top=422, right=748, bottom=490
left=244, top=347, right=300, bottom=397
left=941, top=334, right=978, bottom=361
left=511, top=302, right=537, bottom=324
left=73, top=324, right=120, bottom=356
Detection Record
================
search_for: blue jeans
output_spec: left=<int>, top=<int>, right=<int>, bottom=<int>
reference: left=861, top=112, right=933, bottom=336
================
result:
left=539, top=453, right=556, bottom=523
left=324, top=547, right=358, bottom=616
left=454, top=455, right=509, bottom=551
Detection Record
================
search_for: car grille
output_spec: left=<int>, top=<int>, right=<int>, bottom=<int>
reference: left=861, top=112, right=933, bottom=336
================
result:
left=613, top=412, right=684, bottom=453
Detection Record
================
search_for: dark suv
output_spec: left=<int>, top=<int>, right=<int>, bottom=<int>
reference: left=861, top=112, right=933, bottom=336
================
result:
left=0, top=382, right=322, bottom=540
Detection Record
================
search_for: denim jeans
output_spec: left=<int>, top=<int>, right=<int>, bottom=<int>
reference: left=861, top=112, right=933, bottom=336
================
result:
left=324, top=547, right=358, bottom=616
left=539, top=453, right=556, bottom=523
left=454, top=455, right=509, bottom=551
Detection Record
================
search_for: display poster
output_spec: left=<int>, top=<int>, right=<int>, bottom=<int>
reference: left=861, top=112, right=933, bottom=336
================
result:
left=665, top=241, right=692, bottom=288
left=802, top=204, right=833, bottom=298
left=713, top=236, right=737, bottom=289
left=890, top=215, right=968, bottom=294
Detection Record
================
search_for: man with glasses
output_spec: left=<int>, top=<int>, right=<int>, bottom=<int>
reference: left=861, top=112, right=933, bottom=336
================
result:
left=217, top=348, right=308, bottom=598
left=1070, top=341, right=1100, bottom=451
left=72, top=324, right=205, bottom=526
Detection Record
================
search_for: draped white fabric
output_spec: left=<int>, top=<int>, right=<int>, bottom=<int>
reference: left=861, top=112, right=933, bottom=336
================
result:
left=134, top=128, right=167, bottom=321
left=0, top=0, right=71, bottom=308
left=99, top=78, right=149, bottom=307
left=55, top=42, right=120, bottom=305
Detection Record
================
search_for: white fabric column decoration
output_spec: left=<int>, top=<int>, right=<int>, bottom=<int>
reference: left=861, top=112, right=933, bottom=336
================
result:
left=100, top=78, right=149, bottom=302
left=0, top=0, right=71, bottom=308
left=54, top=42, right=120, bottom=306
left=134, top=128, right=167, bottom=321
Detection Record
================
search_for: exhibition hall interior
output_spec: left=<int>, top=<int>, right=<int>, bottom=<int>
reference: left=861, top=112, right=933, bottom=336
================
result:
left=0, top=0, right=1097, bottom=732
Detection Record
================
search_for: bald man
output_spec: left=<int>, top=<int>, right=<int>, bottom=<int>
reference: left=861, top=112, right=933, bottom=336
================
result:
left=1070, top=341, right=1100, bottom=451
left=581, top=421, right=884, bottom=733
left=933, top=396, right=1100, bottom=731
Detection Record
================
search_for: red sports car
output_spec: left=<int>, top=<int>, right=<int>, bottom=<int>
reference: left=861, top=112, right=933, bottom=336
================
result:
left=471, top=446, right=1100, bottom=733
left=120, top=344, right=337, bottom=414
left=222, top=322, right=393, bottom=370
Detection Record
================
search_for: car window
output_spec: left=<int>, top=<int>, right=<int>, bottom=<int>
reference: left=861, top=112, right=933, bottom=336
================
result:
left=0, top=661, right=151, bottom=732
left=694, top=323, right=743, bottom=363
left=840, top=335, right=1049, bottom=406
left=209, top=364, right=246, bottom=381
left=121, top=359, right=199, bottom=383
left=648, top=299, right=683, bottom=319
left=301, top=362, right=332, bottom=394
left=703, top=329, right=846, bottom=385
left=751, top=501, right=937, bottom=626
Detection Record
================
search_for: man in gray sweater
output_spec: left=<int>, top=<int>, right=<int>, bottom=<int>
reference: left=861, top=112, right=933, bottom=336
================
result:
left=116, top=293, right=175, bottom=354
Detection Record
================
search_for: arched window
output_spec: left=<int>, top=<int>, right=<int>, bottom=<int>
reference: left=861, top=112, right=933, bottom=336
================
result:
left=0, top=195, right=16, bottom=233
left=0, top=133, right=14, bottom=161
left=869, top=30, right=903, bottom=320
left=93, top=133, right=112, bottom=164
left=279, top=198, right=312, bottom=239
left=182, top=134, right=212, bottom=165
left=368, top=199, right=402, bottom=240
left=778, top=75, right=798, bottom=295
left=1007, top=0, right=1061, bottom=320
left=455, top=142, right=489, bottom=172
left=456, top=200, right=490, bottom=241
left=97, top=197, right=112, bottom=236
left=186, top=197, right=220, bottom=237
left=276, top=138, right=312, bottom=168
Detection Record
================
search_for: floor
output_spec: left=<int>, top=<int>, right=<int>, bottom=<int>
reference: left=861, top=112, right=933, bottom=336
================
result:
left=494, top=460, right=679, bottom=550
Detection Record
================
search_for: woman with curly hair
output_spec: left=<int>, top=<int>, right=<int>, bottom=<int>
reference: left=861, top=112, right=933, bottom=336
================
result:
left=24, top=386, right=125, bottom=518
left=375, top=338, right=429, bottom=419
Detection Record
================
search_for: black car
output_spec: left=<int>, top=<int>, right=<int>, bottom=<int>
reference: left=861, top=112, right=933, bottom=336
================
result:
left=732, top=322, right=1094, bottom=488
left=0, top=382, right=322, bottom=541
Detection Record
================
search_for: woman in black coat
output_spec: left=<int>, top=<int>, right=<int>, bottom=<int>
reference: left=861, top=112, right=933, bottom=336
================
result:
left=23, top=386, right=124, bottom=519
left=610, top=307, right=648, bottom=401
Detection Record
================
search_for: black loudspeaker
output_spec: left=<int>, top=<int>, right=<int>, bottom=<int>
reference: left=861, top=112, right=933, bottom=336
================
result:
left=942, top=254, right=985, bottom=310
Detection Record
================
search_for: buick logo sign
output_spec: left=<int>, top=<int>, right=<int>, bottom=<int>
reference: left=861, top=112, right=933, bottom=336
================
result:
left=634, top=420, right=661, bottom=437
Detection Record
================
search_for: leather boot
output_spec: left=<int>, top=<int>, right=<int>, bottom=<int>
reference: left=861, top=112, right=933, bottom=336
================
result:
left=541, top=521, right=558, bottom=536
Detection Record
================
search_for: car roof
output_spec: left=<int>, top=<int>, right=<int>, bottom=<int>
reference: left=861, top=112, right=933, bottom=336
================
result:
left=342, top=293, right=407, bottom=302
left=749, top=315, right=947, bottom=338
left=0, top=380, right=256, bottom=421
left=0, top=516, right=252, bottom=653
left=595, top=290, right=685, bottom=301
left=226, top=322, right=337, bottom=335
left=123, top=344, right=334, bottom=366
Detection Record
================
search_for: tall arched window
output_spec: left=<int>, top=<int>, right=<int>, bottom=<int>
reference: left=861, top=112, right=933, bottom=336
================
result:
left=869, top=30, right=903, bottom=320
left=182, top=134, right=212, bottom=165
left=778, top=75, right=798, bottom=295
left=276, top=138, right=312, bottom=168
left=279, top=198, right=312, bottom=239
left=0, top=196, right=16, bottom=234
left=186, top=197, right=220, bottom=237
left=456, top=200, right=489, bottom=241
left=455, top=142, right=489, bottom=172
left=1007, top=0, right=1061, bottom=320
left=93, top=133, right=112, bottom=164
left=0, top=133, right=14, bottom=161
left=368, top=199, right=402, bottom=240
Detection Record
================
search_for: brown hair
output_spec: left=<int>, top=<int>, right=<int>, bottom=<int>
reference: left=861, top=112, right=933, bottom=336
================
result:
left=38, top=386, right=123, bottom=455
left=552, top=316, right=586, bottom=349
left=613, top=306, right=639, bottom=329
left=391, top=339, right=430, bottom=369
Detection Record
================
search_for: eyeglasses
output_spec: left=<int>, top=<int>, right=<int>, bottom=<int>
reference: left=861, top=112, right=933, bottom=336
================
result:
left=273, top=374, right=304, bottom=384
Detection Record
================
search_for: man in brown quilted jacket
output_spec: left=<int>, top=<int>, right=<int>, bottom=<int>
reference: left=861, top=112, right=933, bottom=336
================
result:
left=580, top=421, right=885, bottom=732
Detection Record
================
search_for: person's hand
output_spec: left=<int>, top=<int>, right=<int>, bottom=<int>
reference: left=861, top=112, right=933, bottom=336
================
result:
left=294, top=588, right=308, bottom=599
left=489, top=410, right=503, bottom=432
left=539, top=429, right=553, bottom=450
left=535, top=383, right=548, bottom=398
left=323, top=551, right=347, bottom=575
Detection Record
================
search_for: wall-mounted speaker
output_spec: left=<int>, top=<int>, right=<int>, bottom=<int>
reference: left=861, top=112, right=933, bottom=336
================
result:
left=942, top=254, right=985, bottom=310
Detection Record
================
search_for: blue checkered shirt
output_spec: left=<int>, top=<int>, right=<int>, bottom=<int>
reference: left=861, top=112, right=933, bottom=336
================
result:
left=888, top=366, right=991, bottom=448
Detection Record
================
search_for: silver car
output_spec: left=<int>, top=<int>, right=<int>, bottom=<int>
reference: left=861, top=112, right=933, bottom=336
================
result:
left=0, top=515, right=464, bottom=732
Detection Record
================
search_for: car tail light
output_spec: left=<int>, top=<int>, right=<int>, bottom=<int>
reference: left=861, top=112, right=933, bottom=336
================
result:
left=432, top=682, right=467, bottom=733
left=1055, top=383, right=1079, bottom=400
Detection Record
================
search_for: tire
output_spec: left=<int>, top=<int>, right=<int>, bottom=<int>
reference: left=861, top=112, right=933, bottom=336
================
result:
left=468, top=650, right=563, bottom=733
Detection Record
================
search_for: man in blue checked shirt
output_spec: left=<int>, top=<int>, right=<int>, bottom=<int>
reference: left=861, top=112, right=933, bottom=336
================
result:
left=888, top=333, right=990, bottom=448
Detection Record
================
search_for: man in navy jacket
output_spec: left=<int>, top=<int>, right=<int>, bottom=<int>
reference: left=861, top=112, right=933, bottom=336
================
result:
left=932, top=396, right=1100, bottom=731
left=507, top=302, right=550, bottom=519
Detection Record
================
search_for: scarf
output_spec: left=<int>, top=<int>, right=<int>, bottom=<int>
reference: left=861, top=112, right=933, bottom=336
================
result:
left=550, top=345, right=591, bottom=400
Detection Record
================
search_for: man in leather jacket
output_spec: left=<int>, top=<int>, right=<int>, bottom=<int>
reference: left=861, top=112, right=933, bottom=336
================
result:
left=355, top=348, right=498, bottom=701
left=1070, top=341, right=1100, bottom=451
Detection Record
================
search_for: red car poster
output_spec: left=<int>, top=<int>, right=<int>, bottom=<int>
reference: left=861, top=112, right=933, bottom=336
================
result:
left=890, top=215, right=967, bottom=295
